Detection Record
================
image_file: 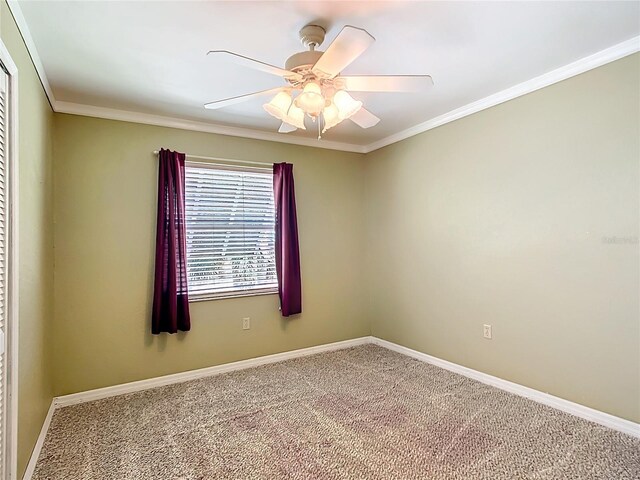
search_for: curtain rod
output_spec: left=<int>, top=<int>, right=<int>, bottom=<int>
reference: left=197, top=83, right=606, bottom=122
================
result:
left=153, top=150, right=272, bottom=168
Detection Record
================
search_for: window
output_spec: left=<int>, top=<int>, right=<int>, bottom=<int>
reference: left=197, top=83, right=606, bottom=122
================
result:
left=185, top=162, right=278, bottom=300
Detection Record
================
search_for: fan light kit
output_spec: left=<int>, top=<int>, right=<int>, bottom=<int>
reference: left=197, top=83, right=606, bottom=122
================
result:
left=205, top=24, right=433, bottom=139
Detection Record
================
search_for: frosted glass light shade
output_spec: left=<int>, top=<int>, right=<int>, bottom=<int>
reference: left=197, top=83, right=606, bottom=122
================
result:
left=333, top=90, right=362, bottom=120
left=294, top=82, right=325, bottom=117
left=263, top=91, right=292, bottom=121
left=284, top=103, right=306, bottom=130
left=322, top=103, right=341, bottom=133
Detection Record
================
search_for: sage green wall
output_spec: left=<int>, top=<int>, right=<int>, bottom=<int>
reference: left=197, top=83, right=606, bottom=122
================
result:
left=51, top=53, right=639, bottom=429
left=52, top=114, right=368, bottom=396
left=365, top=54, right=640, bottom=422
left=1, top=2, right=55, bottom=477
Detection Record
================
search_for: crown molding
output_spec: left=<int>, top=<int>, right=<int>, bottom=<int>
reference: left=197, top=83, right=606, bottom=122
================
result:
left=54, top=101, right=367, bottom=153
left=6, top=0, right=55, bottom=107
left=8, top=0, right=639, bottom=155
left=50, top=36, right=640, bottom=154
left=363, top=35, right=640, bottom=153
left=7, top=0, right=366, bottom=154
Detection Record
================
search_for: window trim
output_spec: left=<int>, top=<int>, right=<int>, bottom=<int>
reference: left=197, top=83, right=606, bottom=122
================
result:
left=188, top=287, right=278, bottom=303
left=184, top=161, right=278, bottom=302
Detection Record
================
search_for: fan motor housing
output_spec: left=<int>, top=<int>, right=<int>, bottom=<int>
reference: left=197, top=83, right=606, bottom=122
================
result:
left=285, top=50, right=324, bottom=73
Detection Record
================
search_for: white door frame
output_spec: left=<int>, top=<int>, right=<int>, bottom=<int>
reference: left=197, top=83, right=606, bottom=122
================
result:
left=0, top=39, right=19, bottom=480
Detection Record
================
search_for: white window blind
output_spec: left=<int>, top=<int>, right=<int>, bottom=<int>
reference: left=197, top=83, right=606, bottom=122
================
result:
left=185, top=162, right=278, bottom=299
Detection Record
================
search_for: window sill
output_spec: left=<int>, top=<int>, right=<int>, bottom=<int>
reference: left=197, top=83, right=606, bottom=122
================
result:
left=189, top=288, right=278, bottom=303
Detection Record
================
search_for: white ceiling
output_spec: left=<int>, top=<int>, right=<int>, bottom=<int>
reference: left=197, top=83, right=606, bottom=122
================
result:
left=15, top=1, right=640, bottom=149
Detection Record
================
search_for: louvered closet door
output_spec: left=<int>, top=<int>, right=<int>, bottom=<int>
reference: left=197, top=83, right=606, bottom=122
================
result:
left=0, top=68, right=8, bottom=479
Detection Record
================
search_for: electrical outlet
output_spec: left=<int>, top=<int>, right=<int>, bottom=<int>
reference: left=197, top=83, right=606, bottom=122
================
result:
left=483, top=324, right=492, bottom=339
left=242, top=317, right=251, bottom=330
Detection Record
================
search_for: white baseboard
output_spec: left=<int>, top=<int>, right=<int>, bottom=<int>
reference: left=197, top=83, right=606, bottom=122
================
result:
left=22, top=400, right=56, bottom=480
left=23, top=334, right=639, bottom=479
left=371, top=337, right=640, bottom=439
left=55, top=336, right=373, bottom=407
left=22, top=336, right=371, bottom=479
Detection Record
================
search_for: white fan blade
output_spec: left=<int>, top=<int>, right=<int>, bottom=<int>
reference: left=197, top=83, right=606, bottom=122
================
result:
left=350, top=108, right=380, bottom=129
left=312, top=26, right=375, bottom=79
left=278, top=122, right=297, bottom=133
left=204, top=87, right=282, bottom=110
left=207, top=50, right=302, bottom=81
left=339, top=75, right=433, bottom=92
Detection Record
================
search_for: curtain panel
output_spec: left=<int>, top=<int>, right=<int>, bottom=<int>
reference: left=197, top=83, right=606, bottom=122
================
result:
left=152, top=148, right=191, bottom=334
left=273, top=162, right=302, bottom=316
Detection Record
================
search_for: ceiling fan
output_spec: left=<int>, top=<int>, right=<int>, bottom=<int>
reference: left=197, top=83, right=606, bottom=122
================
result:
left=204, top=24, right=433, bottom=139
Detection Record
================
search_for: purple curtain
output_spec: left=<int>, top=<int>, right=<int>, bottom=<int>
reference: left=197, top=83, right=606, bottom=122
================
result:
left=273, top=163, right=302, bottom=316
left=152, top=149, right=191, bottom=334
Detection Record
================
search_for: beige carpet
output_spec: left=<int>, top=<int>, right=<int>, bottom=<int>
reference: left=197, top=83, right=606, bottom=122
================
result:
left=33, top=345, right=639, bottom=479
